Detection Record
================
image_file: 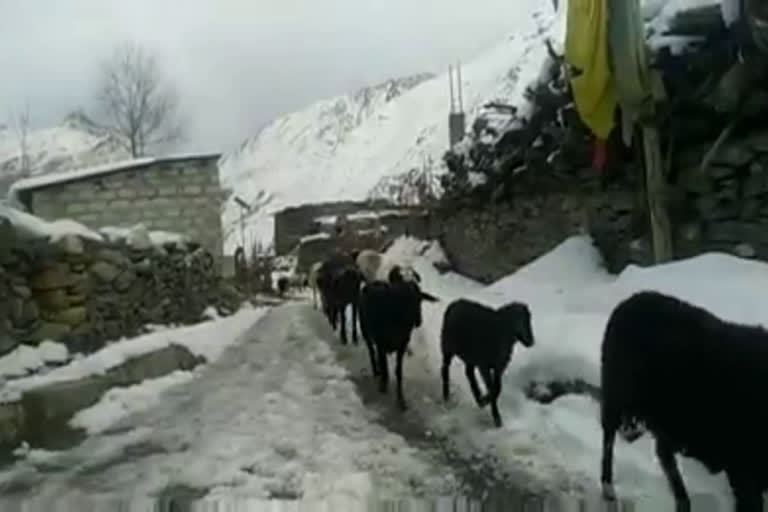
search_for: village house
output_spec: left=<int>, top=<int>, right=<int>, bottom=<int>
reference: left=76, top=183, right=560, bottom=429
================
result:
left=8, top=154, right=225, bottom=262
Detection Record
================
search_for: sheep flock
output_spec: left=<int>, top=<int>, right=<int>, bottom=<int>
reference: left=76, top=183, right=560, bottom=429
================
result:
left=293, top=248, right=768, bottom=511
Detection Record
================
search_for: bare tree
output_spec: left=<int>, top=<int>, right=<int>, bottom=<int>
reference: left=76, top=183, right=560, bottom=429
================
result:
left=97, top=41, right=183, bottom=157
left=9, top=99, right=32, bottom=177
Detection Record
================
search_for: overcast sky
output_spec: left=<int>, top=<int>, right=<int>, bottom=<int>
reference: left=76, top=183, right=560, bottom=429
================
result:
left=0, top=0, right=525, bottom=154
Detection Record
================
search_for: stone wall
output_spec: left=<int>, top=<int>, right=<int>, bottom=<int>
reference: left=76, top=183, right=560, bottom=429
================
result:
left=434, top=189, right=595, bottom=283
left=439, top=129, right=768, bottom=280
left=589, top=130, right=768, bottom=271
left=23, top=157, right=224, bottom=265
left=0, top=220, right=243, bottom=358
left=273, top=199, right=395, bottom=255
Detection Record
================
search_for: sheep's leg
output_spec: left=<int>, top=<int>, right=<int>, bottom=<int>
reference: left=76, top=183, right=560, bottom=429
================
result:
left=364, top=338, right=379, bottom=377
left=377, top=348, right=389, bottom=394
left=351, top=302, right=359, bottom=345
left=478, top=367, right=494, bottom=407
left=464, top=364, right=485, bottom=408
left=601, top=407, right=619, bottom=502
left=655, top=437, right=690, bottom=512
left=489, top=369, right=503, bottom=427
left=339, top=305, right=348, bottom=344
left=359, top=310, right=378, bottom=377
left=329, top=304, right=337, bottom=330
left=480, top=367, right=503, bottom=427
left=726, top=470, right=763, bottom=512
left=441, top=353, right=453, bottom=402
left=395, top=347, right=407, bottom=411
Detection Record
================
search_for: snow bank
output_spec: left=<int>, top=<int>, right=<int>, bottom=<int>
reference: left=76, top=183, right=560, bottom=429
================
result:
left=99, top=224, right=190, bottom=249
left=0, top=203, right=102, bottom=242
left=0, top=304, right=268, bottom=402
left=0, top=341, right=70, bottom=381
left=69, top=370, right=196, bottom=435
left=384, top=235, right=745, bottom=508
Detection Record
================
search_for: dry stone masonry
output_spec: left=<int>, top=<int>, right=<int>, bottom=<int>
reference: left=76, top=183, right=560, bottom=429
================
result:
left=0, top=220, right=243, bottom=359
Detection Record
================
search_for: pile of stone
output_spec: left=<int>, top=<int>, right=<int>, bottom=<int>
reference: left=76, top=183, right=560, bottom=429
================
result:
left=0, top=220, right=244, bottom=357
left=672, top=133, right=768, bottom=258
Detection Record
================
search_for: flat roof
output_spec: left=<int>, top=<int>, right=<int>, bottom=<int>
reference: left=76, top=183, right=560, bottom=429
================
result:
left=9, top=152, right=221, bottom=197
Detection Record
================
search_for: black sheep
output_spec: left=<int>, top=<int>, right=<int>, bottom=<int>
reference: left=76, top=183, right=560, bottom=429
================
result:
left=359, top=271, right=438, bottom=410
left=276, top=276, right=289, bottom=296
left=601, top=290, right=768, bottom=512
left=440, top=298, right=535, bottom=428
left=315, top=251, right=356, bottom=319
left=316, top=257, right=363, bottom=345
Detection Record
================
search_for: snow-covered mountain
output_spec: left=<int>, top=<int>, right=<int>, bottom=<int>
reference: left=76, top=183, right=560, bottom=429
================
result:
left=220, top=1, right=565, bottom=253
left=0, top=110, right=130, bottom=193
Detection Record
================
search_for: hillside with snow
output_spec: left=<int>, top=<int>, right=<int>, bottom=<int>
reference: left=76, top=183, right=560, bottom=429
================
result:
left=0, top=111, right=129, bottom=194
left=220, top=1, right=565, bottom=253
left=0, top=0, right=706, bottom=256
left=217, top=0, right=718, bottom=254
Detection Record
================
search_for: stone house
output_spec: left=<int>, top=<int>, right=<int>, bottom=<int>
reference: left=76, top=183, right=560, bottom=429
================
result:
left=9, top=154, right=225, bottom=263
left=273, top=199, right=429, bottom=256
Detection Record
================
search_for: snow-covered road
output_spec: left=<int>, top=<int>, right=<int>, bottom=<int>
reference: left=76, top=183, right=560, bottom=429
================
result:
left=0, top=302, right=547, bottom=510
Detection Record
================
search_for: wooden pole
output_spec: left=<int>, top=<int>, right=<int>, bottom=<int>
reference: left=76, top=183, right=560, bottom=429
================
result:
left=641, top=123, right=674, bottom=263
left=239, top=207, right=246, bottom=253
left=456, top=61, right=464, bottom=111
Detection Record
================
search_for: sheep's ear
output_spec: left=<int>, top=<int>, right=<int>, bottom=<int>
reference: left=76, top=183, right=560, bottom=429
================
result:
left=420, top=291, right=439, bottom=302
left=413, top=270, right=422, bottom=283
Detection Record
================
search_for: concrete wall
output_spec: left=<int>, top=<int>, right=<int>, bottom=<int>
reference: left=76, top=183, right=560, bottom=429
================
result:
left=28, top=158, right=224, bottom=261
left=449, top=112, right=466, bottom=148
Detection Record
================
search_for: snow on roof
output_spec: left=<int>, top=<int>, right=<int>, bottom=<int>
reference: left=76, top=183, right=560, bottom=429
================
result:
left=299, top=232, right=331, bottom=244
left=0, top=203, right=103, bottom=242
left=8, top=152, right=222, bottom=200
left=314, top=209, right=409, bottom=225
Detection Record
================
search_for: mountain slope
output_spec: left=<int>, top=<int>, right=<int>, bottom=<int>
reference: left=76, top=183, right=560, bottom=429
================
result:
left=0, top=111, right=130, bottom=194
left=220, top=0, right=565, bottom=253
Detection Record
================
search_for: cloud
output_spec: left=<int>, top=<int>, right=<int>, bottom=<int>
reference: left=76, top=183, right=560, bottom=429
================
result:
left=0, top=0, right=528, bottom=153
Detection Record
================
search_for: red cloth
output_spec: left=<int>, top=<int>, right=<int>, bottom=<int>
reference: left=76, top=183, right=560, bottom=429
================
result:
left=592, top=138, right=608, bottom=173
